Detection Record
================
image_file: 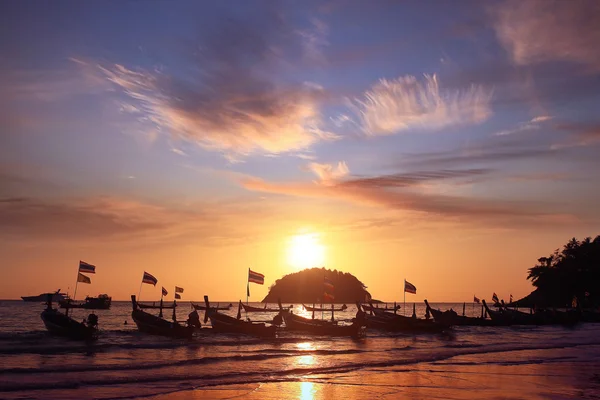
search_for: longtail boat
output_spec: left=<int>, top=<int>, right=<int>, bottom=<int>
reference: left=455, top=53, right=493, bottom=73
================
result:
left=130, top=295, right=193, bottom=338
left=59, top=294, right=112, bottom=310
left=40, top=294, right=98, bottom=340
left=274, top=300, right=365, bottom=337
left=203, top=296, right=276, bottom=337
left=192, top=302, right=232, bottom=311
left=241, top=302, right=287, bottom=312
left=424, top=300, right=499, bottom=327
left=302, top=303, right=348, bottom=312
left=361, top=303, right=400, bottom=314
left=360, top=303, right=448, bottom=333
left=137, top=300, right=176, bottom=310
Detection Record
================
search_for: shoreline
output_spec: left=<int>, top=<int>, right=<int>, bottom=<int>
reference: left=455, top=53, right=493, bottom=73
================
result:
left=150, top=346, right=600, bottom=400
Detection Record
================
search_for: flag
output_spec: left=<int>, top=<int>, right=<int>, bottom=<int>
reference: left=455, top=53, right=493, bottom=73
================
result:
left=77, top=272, right=91, bottom=284
left=162, top=287, right=168, bottom=296
left=175, top=286, right=184, bottom=293
left=323, top=292, right=335, bottom=302
left=79, top=261, right=96, bottom=274
left=142, top=271, right=158, bottom=286
left=175, top=293, right=181, bottom=300
left=492, top=293, right=499, bottom=303
left=248, top=269, right=264, bottom=285
left=324, top=276, right=334, bottom=291
left=474, top=296, right=480, bottom=304
left=404, top=280, right=417, bottom=294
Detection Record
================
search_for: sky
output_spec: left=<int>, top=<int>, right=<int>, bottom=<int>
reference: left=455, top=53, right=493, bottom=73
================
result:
left=1, top=0, right=599, bottom=302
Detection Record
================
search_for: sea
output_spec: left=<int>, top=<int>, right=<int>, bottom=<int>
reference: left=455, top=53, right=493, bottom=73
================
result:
left=1, top=300, right=599, bottom=399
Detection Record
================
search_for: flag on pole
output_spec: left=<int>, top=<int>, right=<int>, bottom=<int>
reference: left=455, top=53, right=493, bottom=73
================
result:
left=323, top=292, right=334, bottom=302
left=142, top=271, right=158, bottom=286
left=248, top=269, right=265, bottom=285
left=77, top=272, right=91, bottom=284
left=474, top=296, right=480, bottom=304
left=79, top=261, right=96, bottom=274
left=404, top=280, right=417, bottom=294
left=175, top=293, right=181, bottom=300
left=162, top=287, right=168, bottom=296
left=510, top=294, right=513, bottom=303
left=323, top=276, right=335, bottom=302
left=492, top=293, right=499, bottom=303
left=175, top=286, right=184, bottom=293
left=324, top=277, right=334, bottom=291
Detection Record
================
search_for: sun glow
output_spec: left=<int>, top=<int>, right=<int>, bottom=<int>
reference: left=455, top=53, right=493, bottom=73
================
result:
left=287, top=233, right=326, bottom=271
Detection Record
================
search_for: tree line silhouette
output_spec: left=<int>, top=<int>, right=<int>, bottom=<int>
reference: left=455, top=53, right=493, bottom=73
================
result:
left=520, top=235, right=599, bottom=308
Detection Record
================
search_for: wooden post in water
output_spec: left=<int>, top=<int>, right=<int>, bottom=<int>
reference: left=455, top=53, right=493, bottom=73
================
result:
left=462, top=302, right=466, bottom=316
left=159, top=297, right=163, bottom=318
left=172, top=299, right=177, bottom=322
left=331, top=304, right=335, bottom=322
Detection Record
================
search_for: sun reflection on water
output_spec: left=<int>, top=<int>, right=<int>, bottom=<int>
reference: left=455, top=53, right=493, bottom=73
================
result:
left=299, top=381, right=315, bottom=400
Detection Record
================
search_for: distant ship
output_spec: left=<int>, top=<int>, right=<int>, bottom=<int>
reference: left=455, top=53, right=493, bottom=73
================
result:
left=59, top=294, right=112, bottom=310
left=22, top=290, right=66, bottom=303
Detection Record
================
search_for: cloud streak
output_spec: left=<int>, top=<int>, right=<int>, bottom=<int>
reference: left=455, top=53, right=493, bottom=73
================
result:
left=350, top=74, right=492, bottom=135
left=86, top=12, right=338, bottom=158
left=493, top=0, right=600, bottom=71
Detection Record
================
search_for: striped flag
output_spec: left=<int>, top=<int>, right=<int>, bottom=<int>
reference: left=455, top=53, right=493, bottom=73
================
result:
left=404, top=280, right=417, bottom=294
left=323, top=292, right=335, bottom=302
left=492, top=293, right=499, bottom=303
left=162, top=287, right=168, bottom=296
left=248, top=269, right=264, bottom=285
left=77, top=272, right=91, bottom=284
left=175, top=286, right=184, bottom=293
left=474, top=296, right=480, bottom=304
left=79, top=261, right=96, bottom=274
left=324, top=277, right=334, bottom=291
left=142, top=271, right=158, bottom=286
left=175, top=293, right=181, bottom=300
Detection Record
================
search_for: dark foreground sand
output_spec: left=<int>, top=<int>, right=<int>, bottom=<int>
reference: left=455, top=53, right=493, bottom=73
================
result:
left=151, top=347, right=600, bottom=400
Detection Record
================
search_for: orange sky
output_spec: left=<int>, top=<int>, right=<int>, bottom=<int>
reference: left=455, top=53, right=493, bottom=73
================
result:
left=1, top=1, right=599, bottom=302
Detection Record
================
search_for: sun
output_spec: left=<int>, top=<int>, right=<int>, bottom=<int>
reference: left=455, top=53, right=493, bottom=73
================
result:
left=286, top=232, right=326, bottom=271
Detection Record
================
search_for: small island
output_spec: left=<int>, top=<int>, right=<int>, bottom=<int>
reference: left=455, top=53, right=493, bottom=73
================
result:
left=512, top=235, right=599, bottom=308
left=262, top=267, right=371, bottom=303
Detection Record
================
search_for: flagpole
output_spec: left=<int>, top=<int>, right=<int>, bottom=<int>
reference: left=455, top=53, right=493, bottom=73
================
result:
left=138, top=273, right=144, bottom=301
left=403, top=279, right=406, bottom=317
left=73, top=265, right=80, bottom=302
left=246, top=268, right=250, bottom=321
left=473, top=296, right=475, bottom=317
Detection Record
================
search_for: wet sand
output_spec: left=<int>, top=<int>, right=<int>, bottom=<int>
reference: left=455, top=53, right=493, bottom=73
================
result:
left=152, top=346, right=600, bottom=399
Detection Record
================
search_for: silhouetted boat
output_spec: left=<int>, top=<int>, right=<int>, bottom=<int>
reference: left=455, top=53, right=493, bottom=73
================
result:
left=241, top=302, right=287, bottom=312
left=361, top=303, right=400, bottom=314
left=22, top=290, right=66, bottom=303
left=137, top=300, right=176, bottom=310
left=130, top=295, right=193, bottom=338
left=360, top=303, right=448, bottom=333
left=203, top=297, right=276, bottom=337
left=424, top=300, right=499, bottom=327
left=302, top=303, right=347, bottom=312
left=40, top=294, right=98, bottom=340
left=192, top=302, right=232, bottom=311
left=59, top=294, right=112, bottom=310
left=274, top=300, right=365, bottom=337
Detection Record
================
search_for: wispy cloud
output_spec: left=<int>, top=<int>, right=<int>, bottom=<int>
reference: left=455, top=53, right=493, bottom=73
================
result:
left=494, top=115, right=553, bottom=136
left=0, top=194, right=276, bottom=246
left=240, top=161, right=579, bottom=228
left=83, top=12, right=338, bottom=158
left=350, top=74, right=492, bottom=135
left=493, top=0, right=600, bottom=71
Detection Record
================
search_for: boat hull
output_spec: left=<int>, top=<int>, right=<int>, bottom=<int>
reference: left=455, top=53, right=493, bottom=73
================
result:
left=23, top=293, right=66, bottom=303
left=208, top=313, right=277, bottom=337
left=40, top=309, right=97, bottom=340
left=131, top=309, right=193, bottom=338
left=280, top=311, right=365, bottom=337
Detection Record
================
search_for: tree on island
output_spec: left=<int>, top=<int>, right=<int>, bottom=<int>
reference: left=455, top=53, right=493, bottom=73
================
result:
left=517, top=235, right=600, bottom=308
left=262, top=267, right=371, bottom=303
